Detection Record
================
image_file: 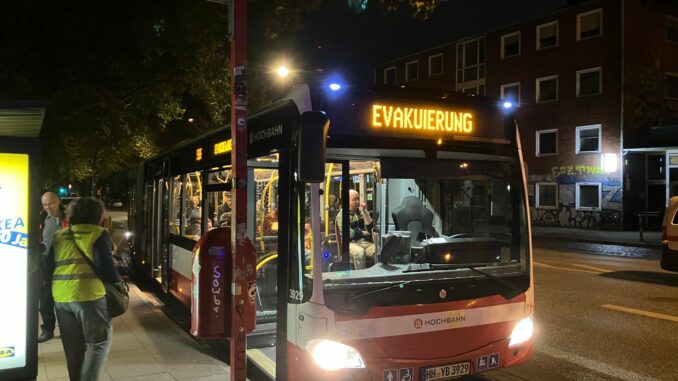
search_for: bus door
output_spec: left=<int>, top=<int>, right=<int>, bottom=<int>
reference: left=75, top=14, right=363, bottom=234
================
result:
left=247, top=150, right=307, bottom=380
left=250, top=157, right=280, bottom=325
left=244, top=155, right=283, bottom=379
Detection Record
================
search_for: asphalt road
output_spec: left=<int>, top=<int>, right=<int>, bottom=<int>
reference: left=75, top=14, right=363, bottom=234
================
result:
left=474, top=241, right=678, bottom=381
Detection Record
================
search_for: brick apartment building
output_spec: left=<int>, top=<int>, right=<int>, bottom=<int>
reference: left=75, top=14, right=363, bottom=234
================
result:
left=375, top=0, right=678, bottom=230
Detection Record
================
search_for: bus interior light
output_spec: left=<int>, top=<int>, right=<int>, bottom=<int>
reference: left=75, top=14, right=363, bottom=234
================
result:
left=508, top=316, right=534, bottom=347
left=306, top=339, right=366, bottom=371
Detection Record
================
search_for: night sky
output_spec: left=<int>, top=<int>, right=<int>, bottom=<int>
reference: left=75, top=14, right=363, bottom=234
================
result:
left=275, top=0, right=569, bottom=87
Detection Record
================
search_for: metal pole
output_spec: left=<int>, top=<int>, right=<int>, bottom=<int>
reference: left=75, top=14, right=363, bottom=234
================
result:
left=229, top=0, right=248, bottom=380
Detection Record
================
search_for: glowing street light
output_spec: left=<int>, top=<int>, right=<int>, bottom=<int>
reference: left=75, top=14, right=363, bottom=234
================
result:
left=276, top=66, right=290, bottom=79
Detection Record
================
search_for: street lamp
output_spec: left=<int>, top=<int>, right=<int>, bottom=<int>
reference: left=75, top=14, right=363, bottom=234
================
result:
left=276, top=66, right=290, bottom=79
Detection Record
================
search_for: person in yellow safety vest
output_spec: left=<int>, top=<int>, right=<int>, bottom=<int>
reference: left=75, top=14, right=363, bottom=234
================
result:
left=46, top=197, right=121, bottom=381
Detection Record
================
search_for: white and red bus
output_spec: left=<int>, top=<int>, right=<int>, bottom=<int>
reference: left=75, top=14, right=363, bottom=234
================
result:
left=131, top=84, right=534, bottom=381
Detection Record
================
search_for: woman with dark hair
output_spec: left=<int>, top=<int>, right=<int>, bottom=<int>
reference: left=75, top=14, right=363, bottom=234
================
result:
left=46, top=197, right=121, bottom=381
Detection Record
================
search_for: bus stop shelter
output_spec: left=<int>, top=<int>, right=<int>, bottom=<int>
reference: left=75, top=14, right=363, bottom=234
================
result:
left=0, top=101, right=45, bottom=380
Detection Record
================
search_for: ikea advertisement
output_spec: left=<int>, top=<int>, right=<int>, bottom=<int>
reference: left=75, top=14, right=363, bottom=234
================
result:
left=0, top=153, right=29, bottom=371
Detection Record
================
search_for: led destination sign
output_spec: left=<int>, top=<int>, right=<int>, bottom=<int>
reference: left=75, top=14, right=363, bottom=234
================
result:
left=372, top=104, right=474, bottom=135
left=213, top=139, right=232, bottom=155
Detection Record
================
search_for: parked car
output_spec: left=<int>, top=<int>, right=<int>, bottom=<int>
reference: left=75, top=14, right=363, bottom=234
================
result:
left=660, top=196, right=678, bottom=272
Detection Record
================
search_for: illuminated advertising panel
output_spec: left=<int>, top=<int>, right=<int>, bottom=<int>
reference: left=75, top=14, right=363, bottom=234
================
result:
left=0, top=153, right=28, bottom=371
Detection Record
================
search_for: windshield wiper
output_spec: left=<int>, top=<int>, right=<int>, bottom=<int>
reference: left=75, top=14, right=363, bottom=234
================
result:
left=349, top=279, right=424, bottom=302
left=404, top=263, right=523, bottom=300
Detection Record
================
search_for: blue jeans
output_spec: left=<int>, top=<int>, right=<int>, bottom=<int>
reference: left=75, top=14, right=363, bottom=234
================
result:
left=55, top=297, right=111, bottom=381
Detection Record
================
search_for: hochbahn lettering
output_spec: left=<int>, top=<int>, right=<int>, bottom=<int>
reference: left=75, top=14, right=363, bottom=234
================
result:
left=415, top=315, right=466, bottom=329
left=250, top=124, right=283, bottom=144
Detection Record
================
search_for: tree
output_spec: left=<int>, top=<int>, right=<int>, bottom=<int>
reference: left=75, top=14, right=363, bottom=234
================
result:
left=628, top=68, right=678, bottom=129
left=0, top=0, right=445, bottom=194
left=349, top=0, right=448, bottom=19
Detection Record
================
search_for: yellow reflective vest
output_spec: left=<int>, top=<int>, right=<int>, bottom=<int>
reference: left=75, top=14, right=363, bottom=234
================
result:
left=51, top=224, right=107, bottom=303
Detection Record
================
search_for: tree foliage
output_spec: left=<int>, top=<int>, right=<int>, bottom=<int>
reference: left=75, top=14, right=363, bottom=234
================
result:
left=350, top=0, right=448, bottom=19
left=629, top=68, right=678, bottom=128
left=0, top=0, right=443, bottom=192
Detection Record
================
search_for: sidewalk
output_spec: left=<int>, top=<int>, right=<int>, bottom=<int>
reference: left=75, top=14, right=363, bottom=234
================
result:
left=37, top=282, right=233, bottom=381
left=531, top=225, right=662, bottom=248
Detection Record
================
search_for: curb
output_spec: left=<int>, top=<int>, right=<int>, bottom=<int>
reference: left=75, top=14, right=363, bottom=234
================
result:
left=532, top=234, right=662, bottom=249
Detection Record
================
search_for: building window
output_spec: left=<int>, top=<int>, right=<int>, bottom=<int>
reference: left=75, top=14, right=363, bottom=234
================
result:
left=536, top=129, right=557, bottom=156
left=577, top=8, right=602, bottom=40
left=667, top=16, right=678, bottom=43
left=576, top=124, right=601, bottom=154
left=536, top=183, right=558, bottom=209
left=405, top=61, right=419, bottom=81
left=459, top=84, right=485, bottom=96
left=500, top=82, right=520, bottom=104
left=577, top=67, right=602, bottom=96
left=428, top=53, right=443, bottom=76
left=456, top=37, right=486, bottom=89
left=667, top=73, right=678, bottom=99
left=501, top=31, right=521, bottom=58
left=536, top=75, right=558, bottom=103
left=384, top=66, right=396, bottom=85
left=576, top=183, right=601, bottom=210
left=537, top=21, right=558, bottom=50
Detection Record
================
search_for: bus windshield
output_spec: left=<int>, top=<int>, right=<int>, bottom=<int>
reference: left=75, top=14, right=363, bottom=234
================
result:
left=318, top=155, right=530, bottom=310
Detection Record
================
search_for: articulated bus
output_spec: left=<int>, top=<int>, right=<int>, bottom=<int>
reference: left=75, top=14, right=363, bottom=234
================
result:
left=130, top=84, right=534, bottom=381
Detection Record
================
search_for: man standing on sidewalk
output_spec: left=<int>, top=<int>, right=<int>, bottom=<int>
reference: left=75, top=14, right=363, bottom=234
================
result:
left=38, top=191, right=67, bottom=342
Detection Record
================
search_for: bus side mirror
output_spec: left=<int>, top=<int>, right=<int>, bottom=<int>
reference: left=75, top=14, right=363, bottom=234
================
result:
left=298, top=111, right=329, bottom=183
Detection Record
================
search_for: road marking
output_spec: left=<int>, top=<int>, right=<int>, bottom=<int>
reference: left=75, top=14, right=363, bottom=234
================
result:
left=538, top=343, right=656, bottom=381
left=533, top=261, right=600, bottom=274
left=571, top=263, right=611, bottom=273
left=247, top=349, right=276, bottom=378
left=601, top=304, right=678, bottom=322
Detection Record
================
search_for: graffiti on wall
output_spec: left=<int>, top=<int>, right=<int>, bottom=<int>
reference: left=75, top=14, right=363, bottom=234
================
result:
left=529, top=169, right=622, bottom=230
left=551, top=165, right=605, bottom=177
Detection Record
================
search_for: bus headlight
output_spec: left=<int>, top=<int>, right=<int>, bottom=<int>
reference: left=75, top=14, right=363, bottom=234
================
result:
left=508, top=317, right=534, bottom=347
left=306, top=339, right=366, bottom=371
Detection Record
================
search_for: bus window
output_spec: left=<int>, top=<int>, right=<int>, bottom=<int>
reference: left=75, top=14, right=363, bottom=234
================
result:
left=208, top=168, right=231, bottom=185
left=206, top=190, right=231, bottom=229
left=322, top=157, right=528, bottom=280
left=321, top=161, right=379, bottom=271
left=320, top=157, right=530, bottom=312
left=168, top=176, right=181, bottom=235
left=182, top=171, right=202, bottom=240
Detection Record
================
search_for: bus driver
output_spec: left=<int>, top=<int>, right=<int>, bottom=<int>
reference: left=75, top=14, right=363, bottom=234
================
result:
left=336, top=189, right=375, bottom=269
